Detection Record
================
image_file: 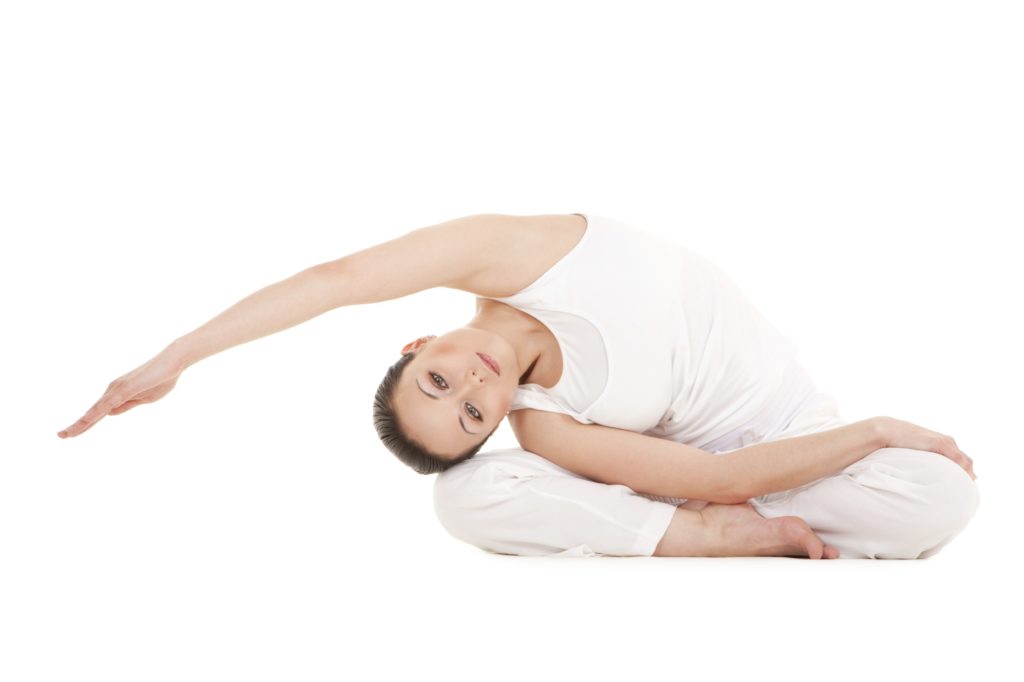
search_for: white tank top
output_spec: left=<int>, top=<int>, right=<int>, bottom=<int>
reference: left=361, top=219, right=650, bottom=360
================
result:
left=481, top=212, right=819, bottom=500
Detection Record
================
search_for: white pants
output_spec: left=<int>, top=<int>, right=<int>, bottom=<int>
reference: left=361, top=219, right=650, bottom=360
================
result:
left=432, top=394, right=981, bottom=559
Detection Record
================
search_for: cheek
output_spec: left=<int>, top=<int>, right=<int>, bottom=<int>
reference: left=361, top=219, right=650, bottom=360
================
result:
left=496, top=389, right=514, bottom=415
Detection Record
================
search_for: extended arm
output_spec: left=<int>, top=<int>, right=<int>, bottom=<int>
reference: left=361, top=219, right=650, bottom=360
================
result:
left=57, top=213, right=505, bottom=438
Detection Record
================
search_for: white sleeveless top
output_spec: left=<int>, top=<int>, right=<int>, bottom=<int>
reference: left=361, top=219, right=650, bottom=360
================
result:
left=481, top=213, right=820, bottom=502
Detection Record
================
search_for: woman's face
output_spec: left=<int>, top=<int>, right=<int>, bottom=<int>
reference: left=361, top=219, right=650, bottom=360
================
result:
left=394, top=327, right=519, bottom=460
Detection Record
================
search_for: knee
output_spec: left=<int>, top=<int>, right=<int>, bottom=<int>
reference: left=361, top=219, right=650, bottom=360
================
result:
left=867, top=448, right=981, bottom=557
left=923, top=454, right=981, bottom=540
left=907, top=450, right=980, bottom=534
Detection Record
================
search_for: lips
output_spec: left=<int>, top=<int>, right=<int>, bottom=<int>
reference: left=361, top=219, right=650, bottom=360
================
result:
left=477, top=352, right=500, bottom=376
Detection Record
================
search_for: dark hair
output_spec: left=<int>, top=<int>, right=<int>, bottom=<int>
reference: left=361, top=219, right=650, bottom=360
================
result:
left=373, top=351, right=501, bottom=475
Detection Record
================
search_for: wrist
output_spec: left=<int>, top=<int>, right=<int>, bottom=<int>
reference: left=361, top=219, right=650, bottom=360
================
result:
left=166, top=336, right=198, bottom=373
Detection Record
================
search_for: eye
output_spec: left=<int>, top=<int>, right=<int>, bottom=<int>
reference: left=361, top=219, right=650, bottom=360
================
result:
left=430, top=372, right=484, bottom=422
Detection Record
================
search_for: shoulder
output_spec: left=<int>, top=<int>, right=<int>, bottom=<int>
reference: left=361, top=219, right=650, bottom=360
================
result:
left=326, top=213, right=584, bottom=306
left=445, top=213, right=587, bottom=298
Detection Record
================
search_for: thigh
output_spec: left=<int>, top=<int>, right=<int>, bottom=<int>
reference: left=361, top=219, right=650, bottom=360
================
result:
left=433, top=447, right=679, bottom=557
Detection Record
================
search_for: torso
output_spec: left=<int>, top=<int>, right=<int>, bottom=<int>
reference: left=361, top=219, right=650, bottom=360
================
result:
left=447, top=213, right=588, bottom=394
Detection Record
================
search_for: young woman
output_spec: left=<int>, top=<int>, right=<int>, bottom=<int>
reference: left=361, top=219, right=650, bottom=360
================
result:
left=57, top=213, right=980, bottom=560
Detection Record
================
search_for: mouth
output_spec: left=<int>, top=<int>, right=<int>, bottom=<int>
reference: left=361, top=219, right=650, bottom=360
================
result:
left=477, top=352, right=501, bottom=376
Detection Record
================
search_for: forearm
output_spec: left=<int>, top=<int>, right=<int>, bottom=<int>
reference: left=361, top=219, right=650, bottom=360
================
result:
left=723, top=418, right=885, bottom=500
left=171, top=263, right=342, bottom=370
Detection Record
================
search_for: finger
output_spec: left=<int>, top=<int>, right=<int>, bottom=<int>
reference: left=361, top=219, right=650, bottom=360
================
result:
left=60, top=413, right=106, bottom=438
left=959, top=455, right=974, bottom=478
left=941, top=442, right=972, bottom=477
left=59, top=413, right=96, bottom=438
left=60, top=389, right=127, bottom=437
left=958, top=449, right=975, bottom=474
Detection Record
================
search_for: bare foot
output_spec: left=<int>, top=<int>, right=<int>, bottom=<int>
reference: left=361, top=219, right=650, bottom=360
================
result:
left=699, top=502, right=840, bottom=560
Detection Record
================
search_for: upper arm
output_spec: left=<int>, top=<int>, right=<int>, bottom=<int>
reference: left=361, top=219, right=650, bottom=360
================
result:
left=509, top=409, right=744, bottom=504
left=323, top=214, right=505, bottom=306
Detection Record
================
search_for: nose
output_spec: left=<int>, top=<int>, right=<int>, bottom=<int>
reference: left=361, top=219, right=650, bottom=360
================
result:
left=458, top=368, right=484, bottom=400
left=466, top=363, right=490, bottom=390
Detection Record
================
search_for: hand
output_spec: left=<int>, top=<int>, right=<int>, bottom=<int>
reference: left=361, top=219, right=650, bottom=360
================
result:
left=57, top=343, right=186, bottom=439
left=872, top=416, right=976, bottom=480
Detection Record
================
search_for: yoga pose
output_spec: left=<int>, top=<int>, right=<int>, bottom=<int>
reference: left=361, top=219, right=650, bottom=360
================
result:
left=57, top=213, right=980, bottom=559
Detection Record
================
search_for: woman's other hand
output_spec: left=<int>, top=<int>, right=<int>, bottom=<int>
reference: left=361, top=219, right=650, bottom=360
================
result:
left=57, top=343, right=186, bottom=439
left=871, top=416, right=976, bottom=480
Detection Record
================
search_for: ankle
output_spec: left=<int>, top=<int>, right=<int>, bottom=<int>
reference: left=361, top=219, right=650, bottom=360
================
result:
left=700, top=509, right=752, bottom=557
left=654, top=507, right=734, bottom=557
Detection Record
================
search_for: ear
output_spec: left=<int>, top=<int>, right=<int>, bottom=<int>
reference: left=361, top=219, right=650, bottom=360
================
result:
left=401, top=335, right=437, bottom=356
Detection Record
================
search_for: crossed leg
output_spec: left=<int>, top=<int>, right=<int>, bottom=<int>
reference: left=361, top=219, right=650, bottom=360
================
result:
left=433, top=444, right=980, bottom=560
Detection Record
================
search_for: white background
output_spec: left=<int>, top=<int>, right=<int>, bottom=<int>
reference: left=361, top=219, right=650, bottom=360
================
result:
left=4, top=1, right=1021, bottom=680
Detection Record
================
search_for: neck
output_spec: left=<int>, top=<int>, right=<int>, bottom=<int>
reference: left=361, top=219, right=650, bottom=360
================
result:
left=468, top=298, right=543, bottom=385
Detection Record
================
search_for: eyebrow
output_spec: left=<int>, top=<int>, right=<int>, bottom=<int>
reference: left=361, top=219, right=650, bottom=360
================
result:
left=415, top=378, right=478, bottom=434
